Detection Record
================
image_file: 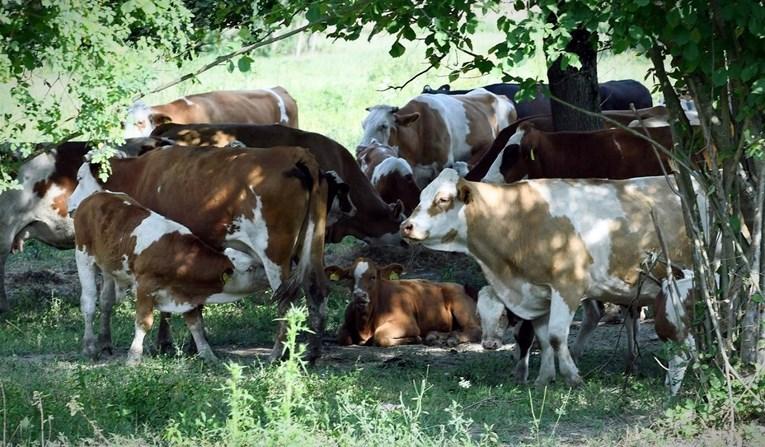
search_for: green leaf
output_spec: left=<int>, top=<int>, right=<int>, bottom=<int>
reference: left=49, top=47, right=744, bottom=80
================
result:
left=306, top=4, right=322, bottom=23
left=752, top=293, right=764, bottom=304
left=448, top=71, right=459, bottom=82
left=237, top=55, right=253, bottom=73
left=740, top=64, right=758, bottom=82
left=683, top=45, right=699, bottom=63
left=389, top=41, right=405, bottom=58
left=402, top=26, right=416, bottom=41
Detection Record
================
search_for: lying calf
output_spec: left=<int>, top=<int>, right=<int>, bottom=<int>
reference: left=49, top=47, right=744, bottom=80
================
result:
left=327, top=257, right=481, bottom=347
left=72, top=191, right=256, bottom=364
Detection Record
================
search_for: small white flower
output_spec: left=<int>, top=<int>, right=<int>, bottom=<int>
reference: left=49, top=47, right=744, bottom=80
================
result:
left=458, top=377, right=471, bottom=389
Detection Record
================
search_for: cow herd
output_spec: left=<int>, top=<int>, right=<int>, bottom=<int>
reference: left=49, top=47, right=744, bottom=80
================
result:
left=1, top=80, right=703, bottom=394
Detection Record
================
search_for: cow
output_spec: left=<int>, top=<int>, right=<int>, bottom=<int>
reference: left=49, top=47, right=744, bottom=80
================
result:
left=360, top=88, right=516, bottom=188
left=423, top=79, right=652, bottom=118
left=150, top=123, right=404, bottom=244
left=67, top=144, right=329, bottom=361
left=326, top=258, right=481, bottom=347
left=481, top=122, right=674, bottom=184
left=123, top=87, right=299, bottom=139
left=0, top=139, right=157, bottom=311
left=465, top=107, right=675, bottom=182
left=355, top=141, right=420, bottom=215
left=71, top=191, right=260, bottom=364
left=400, top=170, right=698, bottom=386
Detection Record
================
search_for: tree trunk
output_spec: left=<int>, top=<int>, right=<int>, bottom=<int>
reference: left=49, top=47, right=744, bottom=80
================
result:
left=546, top=25, right=602, bottom=131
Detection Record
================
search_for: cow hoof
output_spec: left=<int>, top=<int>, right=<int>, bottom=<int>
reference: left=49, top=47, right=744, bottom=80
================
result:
left=565, top=375, right=584, bottom=388
left=198, top=350, right=219, bottom=364
left=99, top=343, right=114, bottom=357
left=445, top=336, right=460, bottom=348
left=513, top=367, right=529, bottom=384
left=424, top=333, right=441, bottom=346
left=157, top=341, right=175, bottom=356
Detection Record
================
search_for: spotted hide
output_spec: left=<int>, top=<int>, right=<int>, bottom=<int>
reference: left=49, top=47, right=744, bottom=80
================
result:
left=0, top=140, right=154, bottom=311
left=124, top=87, right=299, bottom=139
left=73, top=191, right=259, bottom=364
left=68, top=145, right=328, bottom=361
left=361, top=88, right=516, bottom=188
left=150, top=123, right=404, bottom=245
left=355, top=141, right=420, bottom=215
left=326, top=258, right=481, bottom=347
left=401, top=170, right=700, bottom=386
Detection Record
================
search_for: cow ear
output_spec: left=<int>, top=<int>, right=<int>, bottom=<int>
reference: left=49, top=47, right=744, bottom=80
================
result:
left=394, top=112, right=420, bottom=126
left=325, top=265, right=350, bottom=281
left=389, top=199, right=404, bottom=219
left=149, top=113, right=172, bottom=127
left=457, top=179, right=472, bottom=204
left=381, top=263, right=405, bottom=280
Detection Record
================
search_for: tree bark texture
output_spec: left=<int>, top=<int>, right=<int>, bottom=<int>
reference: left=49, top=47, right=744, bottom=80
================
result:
left=546, top=25, right=602, bottom=131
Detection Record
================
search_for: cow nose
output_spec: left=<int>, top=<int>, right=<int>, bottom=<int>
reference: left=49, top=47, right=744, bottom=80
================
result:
left=400, top=221, right=413, bottom=237
left=482, top=339, right=501, bottom=351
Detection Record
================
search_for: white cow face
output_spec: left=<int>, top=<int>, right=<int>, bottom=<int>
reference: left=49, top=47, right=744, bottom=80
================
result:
left=68, top=163, right=104, bottom=215
left=400, top=168, right=469, bottom=253
left=222, top=248, right=257, bottom=294
left=123, top=101, right=154, bottom=139
left=477, top=286, right=509, bottom=350
left=360, top=105, right=398, bottom=147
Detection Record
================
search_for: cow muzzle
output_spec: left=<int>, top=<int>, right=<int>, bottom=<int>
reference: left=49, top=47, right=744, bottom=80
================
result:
left=482, top=338, right=502, bottom=351
left=399, top=220, right=425, bottom=241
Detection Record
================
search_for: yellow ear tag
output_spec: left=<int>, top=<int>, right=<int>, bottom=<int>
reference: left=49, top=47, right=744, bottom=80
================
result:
left=330, top=272, right=340, bottom=281
left=222, top=272, right=231, bottom=284
left=389, top=272, right=400, bottom=280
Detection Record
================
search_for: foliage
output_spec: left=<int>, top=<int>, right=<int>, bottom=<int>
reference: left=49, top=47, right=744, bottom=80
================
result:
left=0, top=0, right=193, bottom=187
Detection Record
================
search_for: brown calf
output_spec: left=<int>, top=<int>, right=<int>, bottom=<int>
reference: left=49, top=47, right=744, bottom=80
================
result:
left=327, top=258, right=481, bottom=347
left=73, top=192, right=257, bottom=364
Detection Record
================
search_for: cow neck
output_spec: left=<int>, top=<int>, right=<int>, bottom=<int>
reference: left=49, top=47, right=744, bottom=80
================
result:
left=462, top=183, right=525, bottom=278
left=103, top=156, right=146, bottom=197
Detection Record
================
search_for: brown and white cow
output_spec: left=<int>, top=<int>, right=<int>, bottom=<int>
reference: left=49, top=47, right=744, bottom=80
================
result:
left=355, top=141, right=420, bottom=215
left=124, top=87, right=299, bottom=139
left=481, top=122, right=674, bottom=184
left=401, top=170, right=699, bottom=386
left=150, top=123, right=404, bottom=244
left=68, top=144, right=328, bottom=360
left=326, top=258, right=481, bottom=347
left=360, top=88, right=516, bottom=188
left=72, top=191, right=259, bottom=364
left=0, top=140, right=158, bottom=311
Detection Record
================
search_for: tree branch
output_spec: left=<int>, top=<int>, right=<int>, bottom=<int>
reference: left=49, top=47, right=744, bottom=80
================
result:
left=133, top=23, right=312, bottom=101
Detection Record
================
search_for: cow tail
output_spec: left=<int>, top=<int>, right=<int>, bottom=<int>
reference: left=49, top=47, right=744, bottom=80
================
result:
left=272, top=154, right=324, bottom=310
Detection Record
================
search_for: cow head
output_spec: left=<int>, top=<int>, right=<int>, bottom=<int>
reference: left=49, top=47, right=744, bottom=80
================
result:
left=400, top=168, right=470, bottom=253
left=482, top=125, right=528, bottom=184
left=356, top=140, right=400, bottom=177
left=477, top=286, right=510, bottom=350
left=360, top=105, right=420, bottom=149
left=221, top=248, right=258, bottom=294
left=123, top=101, right=172, bottom=139
left=67, top=162, right=104, bottom=215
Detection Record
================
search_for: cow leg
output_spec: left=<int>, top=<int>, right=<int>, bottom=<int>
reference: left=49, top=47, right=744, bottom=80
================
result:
left=546, top=291, right=582, bottom=387
left=373, top=323, right=421, bottom=347
left=623, top=306, right=641, bottom=375
left=96, top=275, right=117, bottom=356
left=75, top=249, right=99, bottom=358
left=0, top=249, right=8, bottom=312
left=531, top=317, right=556, bottom=386
left=183, top=307, right=218, bottom=363
left=305, top=275, right=327, bottom=363
left=424, top=331, right=450, bottom=346
left=448, top=295, right=483, bottom=346
left=570, top=299, right=604, bottom=361
left=127, top=286, right=154, bottom=366
left=512, top=319, right=534, bottom=383
left=667, top=334, right=696, bottom=395
left=155, top=312, right=175, bottom=355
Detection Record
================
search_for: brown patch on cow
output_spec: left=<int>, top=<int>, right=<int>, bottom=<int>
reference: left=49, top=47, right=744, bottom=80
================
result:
left=463, top=180, right=593, bottom=312
left=31, top=142, right=92, bottom=217
left=146, top=87, right=299, bottom=130
left=441, top=229, right=458, bottom=243
left=151, top=123, right=403, bottom=242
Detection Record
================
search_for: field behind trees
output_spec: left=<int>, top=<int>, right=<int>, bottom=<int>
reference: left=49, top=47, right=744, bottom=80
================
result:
left=2, top=25, right=764, bottom=446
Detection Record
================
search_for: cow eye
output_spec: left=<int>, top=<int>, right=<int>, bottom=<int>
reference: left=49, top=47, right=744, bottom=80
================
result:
left=379, top=123, right=388, bottom=130
left=438, top=196, right=451, bottom=204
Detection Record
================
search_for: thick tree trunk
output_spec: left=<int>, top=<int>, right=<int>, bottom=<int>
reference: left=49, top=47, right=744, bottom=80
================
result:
left=546, top=25, right=602, bottom=131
